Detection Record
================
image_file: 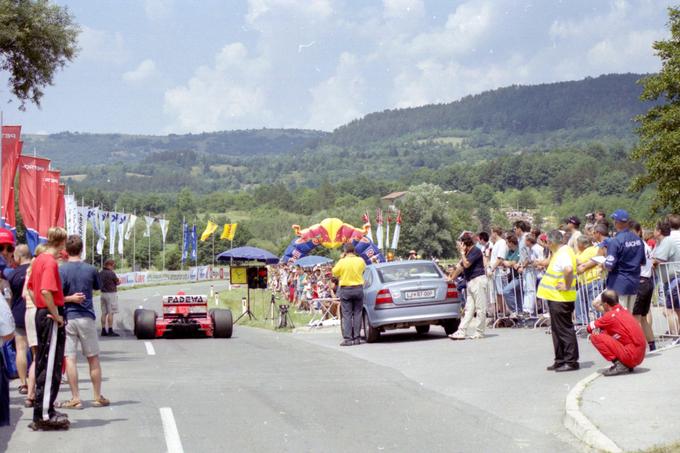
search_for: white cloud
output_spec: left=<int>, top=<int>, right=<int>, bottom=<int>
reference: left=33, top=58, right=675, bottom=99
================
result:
left=122, top=59, right=158, bottom=84
left=78, top=26, right=127, bottom=64
left=306, top=52, right=366, bottom=130
left=163, top=43, right=271, bottom=133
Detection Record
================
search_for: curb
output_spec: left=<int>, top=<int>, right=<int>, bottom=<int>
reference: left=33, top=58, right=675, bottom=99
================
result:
left=564, top=372, right=622, bottom=453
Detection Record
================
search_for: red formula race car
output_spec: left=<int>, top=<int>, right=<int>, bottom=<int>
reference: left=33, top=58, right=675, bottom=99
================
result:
left=134, top=294, right=233, bottom=339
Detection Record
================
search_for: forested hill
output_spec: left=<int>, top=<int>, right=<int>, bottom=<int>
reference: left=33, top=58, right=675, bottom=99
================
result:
left=22, top=128, right=328, bottom=167
left=329, top=73, right=652, bottom=147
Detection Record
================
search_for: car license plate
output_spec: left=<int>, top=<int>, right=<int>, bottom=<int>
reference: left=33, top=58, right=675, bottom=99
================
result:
left=404, top=289, right=435, bottom=300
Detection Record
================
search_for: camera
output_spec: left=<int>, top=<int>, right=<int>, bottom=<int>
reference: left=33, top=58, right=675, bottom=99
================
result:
left=585, top=212, right=595, bottom=222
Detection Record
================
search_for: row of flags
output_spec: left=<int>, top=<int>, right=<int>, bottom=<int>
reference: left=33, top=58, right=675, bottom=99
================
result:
left=200, top=221, right=238, bottom=242
left=364, top=209, right=401, bottom=252
left=182, top=222, right=238, bottom=265
left=1, top=125, right=66, bottom=252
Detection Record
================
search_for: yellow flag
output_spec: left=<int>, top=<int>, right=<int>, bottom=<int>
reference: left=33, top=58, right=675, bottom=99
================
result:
left=221, top=223, right=238, bottom=240
left=200, top=220, right=218, bottom=242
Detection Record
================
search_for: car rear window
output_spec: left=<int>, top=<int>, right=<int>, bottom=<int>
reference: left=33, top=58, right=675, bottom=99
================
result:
left=377, top=263, right=442, bottom=283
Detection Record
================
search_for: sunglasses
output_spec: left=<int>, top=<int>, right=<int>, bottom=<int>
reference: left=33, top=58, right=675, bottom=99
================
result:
left=0, top=245, right=14, bottom=253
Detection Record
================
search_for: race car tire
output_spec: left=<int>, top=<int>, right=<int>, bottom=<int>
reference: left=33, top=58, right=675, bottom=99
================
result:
left=133, top=308, right=144, bottom=336
left=136, top=309, right=156, bottom=340
left=212, top=309, right=233, bottom=338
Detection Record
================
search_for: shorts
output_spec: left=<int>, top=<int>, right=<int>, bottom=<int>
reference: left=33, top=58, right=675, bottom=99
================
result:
left=633, top=278, right=653, bottom=316
left=24, top=307, right=38, bottom=347
left=65, top=317, right=100, bottom=358
left=101, top=292, right=119, bottom=314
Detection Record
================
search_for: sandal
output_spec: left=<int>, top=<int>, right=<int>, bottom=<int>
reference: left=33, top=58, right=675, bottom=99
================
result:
left=24, top=398, right=34, bottom=408
left=55, top=399, right=82, bottom=410
left=92, top=395, right=110, bottom=407
left=18, top=385, right=28, bottom=395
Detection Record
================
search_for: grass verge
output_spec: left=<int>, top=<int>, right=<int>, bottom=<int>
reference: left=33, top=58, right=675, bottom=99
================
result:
left=211, top=287, right=314, bottom=331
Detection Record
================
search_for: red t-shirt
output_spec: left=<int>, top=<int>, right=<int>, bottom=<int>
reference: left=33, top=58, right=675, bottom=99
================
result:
left=27, top=252, right=64, bottom=308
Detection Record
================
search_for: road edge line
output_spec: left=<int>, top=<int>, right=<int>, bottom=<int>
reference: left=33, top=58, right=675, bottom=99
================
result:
left=159, top=407, right=184, bottom=453
left=563, top=371, right=622, bottom=453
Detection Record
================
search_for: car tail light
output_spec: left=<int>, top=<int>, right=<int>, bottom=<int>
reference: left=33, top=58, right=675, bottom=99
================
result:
left=446, top=282, right=459, bottom=299
left=375, top=288, right=393, bottom=305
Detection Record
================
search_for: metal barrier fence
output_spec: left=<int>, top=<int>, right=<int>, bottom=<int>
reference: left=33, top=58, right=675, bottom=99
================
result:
left=485, top=259, right=680, bottom=345
left=651, top=261, right=680, bottom=341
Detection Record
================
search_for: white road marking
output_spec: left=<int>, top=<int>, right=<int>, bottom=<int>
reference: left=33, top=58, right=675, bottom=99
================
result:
left=145, top=341, right=156, bottom=355
left=160, top=407, right=184, bottom=453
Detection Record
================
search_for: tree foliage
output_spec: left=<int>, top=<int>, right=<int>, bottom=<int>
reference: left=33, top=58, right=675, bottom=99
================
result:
left=631, top=7, right=680, bottom=213
left=0, top=0, right=79, bottom=107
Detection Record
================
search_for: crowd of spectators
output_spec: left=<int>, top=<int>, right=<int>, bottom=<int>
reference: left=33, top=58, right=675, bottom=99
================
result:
left=449, top=211, right=680, bottom=350
left=268, top=264, right=338, bottom=311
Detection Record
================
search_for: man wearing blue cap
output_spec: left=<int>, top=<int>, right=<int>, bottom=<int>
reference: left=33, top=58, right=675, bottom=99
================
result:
left=604, top=209, right=646, bottom=313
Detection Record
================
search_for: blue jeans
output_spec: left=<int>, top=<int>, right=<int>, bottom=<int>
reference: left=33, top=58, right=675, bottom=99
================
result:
left=503, top=277, right=522, bottom=313
left=522, top=269, right=537, bottom=314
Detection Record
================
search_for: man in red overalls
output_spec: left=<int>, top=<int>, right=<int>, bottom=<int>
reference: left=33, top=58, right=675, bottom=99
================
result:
left=588, top=289, right=646, bottom=376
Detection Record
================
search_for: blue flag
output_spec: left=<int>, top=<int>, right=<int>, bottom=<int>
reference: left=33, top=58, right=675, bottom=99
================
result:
left=191, top=224, right=198, bottom=261
left=181, top=222, right=189, bottom=264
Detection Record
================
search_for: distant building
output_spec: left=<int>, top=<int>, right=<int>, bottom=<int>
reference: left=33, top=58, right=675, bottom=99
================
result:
left=381, top=191, right=407, bottom=211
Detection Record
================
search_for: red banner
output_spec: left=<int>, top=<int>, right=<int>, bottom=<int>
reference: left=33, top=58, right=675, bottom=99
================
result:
left=18, top=156, right=50, bottom=250
left=56, top=183, right=66, bottom=228
left=1, top=125, right=21, bottom=230
left=38, top=169, right=60, bottom=240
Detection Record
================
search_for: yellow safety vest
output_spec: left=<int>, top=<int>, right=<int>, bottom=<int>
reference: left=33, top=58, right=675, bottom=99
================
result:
left=537, top=245, right=577, bottom=302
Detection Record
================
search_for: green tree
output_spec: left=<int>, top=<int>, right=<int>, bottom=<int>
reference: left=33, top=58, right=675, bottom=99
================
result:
left=0, top=0, right=79, bottom=107
left=631, top=7, right=680, bottom=212
left=399, top=183, right=454, bottom=258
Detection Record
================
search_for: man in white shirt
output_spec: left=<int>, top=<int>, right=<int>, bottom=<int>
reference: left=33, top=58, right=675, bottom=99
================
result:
left=631, top=221, right=656, bottom=351
left=566, top=216, right=582, bottom=252
left=488, top=227, right=508, bottom=312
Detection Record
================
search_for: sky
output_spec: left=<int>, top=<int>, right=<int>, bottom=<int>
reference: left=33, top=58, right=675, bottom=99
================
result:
left=1, top=0, right=674, bottom=135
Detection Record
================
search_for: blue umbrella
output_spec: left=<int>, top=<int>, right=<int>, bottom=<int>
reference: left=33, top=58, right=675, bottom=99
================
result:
left=294, top=255, right=333, bottom=268
left=216, top=246, right=280, bottom=264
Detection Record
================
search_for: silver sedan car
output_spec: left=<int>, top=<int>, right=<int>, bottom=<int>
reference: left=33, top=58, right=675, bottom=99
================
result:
left=361, top=260, right=462, bottom=342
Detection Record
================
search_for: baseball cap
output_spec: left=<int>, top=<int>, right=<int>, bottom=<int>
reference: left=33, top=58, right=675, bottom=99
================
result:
left=610, top=209, right=630, bottom=222
left=567, top=216, right=581, bottom=226
left=0, top=228, right=15, bottom=246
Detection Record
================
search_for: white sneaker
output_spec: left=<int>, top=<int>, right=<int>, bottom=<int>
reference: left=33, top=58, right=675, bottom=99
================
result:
left=448, top=330, right=466, bottom=340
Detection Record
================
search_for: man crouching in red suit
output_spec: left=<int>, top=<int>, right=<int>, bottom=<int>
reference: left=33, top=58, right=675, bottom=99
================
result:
left=588, top=289, right=646, bottom=376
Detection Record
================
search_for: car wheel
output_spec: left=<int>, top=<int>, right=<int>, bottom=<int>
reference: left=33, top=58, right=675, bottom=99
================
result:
left=415, top=325, right=430, bottom=335
left=133, top=308, right=144, bottom=336
left=212, top=309, right=233, bottom=338
left=441, top=319, right=461, bottom=335
left=362, top=311, right=380, bottom=343
left=136, top=309, right=156, bottom=340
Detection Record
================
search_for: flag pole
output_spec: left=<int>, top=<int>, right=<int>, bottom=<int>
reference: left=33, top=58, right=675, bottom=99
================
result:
left=212, top=232, right=215, bottom=268
left=162, top=214, right=166, bottom=271
left=147, top=211, right=151, bottom=270
left=133, top=210, right=136, bottom=271
left=1, top=110, right=4, bottom=228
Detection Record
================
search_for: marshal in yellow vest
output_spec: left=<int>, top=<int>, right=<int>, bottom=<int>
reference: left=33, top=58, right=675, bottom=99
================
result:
left=537, top=245, right=577, bottom=302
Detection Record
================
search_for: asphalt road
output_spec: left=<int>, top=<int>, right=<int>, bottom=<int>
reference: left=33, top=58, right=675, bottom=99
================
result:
left=1, top=282, right=598, bottom=452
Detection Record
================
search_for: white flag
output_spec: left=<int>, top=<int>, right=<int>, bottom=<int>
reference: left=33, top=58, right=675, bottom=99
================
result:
left=159, top=218, right=169, bottom=243
left=117, top=213, right=127, bottom=256
left=96, top=211, right=107, bottom=255
left=144, top=216, right=155, bottom=237
left=77, top=206, right=88, bottom=260
left=109, top=212, right=118, bottom=256
left=65, top=194, right=77, bottom=235
left=125, top=214, right=137, bottom=240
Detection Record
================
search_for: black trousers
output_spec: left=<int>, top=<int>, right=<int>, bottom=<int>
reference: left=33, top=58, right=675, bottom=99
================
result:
left=0, top=346, right=9, bottom=426
left=548, top=301, right=579, bottom=366
left=339, top=286, right=364, bottom=341
left=33, top=308, right=65, bottom=422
